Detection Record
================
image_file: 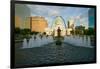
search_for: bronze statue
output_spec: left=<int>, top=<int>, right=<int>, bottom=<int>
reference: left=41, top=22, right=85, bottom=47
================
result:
left=57, top=27, right=61, bottom=37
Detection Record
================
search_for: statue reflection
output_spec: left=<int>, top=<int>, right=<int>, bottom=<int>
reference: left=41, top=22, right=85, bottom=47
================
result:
left=55, top=27, right=64, bottom=62
left=56, top=27, right=62, bottom=46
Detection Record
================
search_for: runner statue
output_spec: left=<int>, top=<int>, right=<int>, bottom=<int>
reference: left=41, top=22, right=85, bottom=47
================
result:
left=57, top=27, right=61, bottom=37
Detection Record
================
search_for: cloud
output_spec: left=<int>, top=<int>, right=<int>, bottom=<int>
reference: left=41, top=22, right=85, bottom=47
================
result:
left=48, top=10, right=60, bottom=16
left=26, top=4, right=90, bottom=28
left=27, top=5, right=49, bottom=16
left=27, top=4, right=64, bottom=17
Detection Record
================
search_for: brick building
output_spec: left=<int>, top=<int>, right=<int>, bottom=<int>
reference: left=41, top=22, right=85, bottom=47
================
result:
left=30, top=16, right=48, bottom=33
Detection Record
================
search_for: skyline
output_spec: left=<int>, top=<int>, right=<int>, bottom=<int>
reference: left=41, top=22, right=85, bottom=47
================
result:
left=15, top=4, right=95, bottom=29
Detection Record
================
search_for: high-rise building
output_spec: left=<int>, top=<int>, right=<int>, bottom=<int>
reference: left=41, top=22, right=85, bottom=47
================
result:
left=67, top=19, right=75, bottom=35
left=15, top=16, right=21, bottom=28
left=24, top=17, right=30, bottom=29
left=77, top=11, right=88, bottom=29
left=67, top=19, right=74, bottom=29
left=88, top=8, right=95, bottom=28
left=30, top=16, right=48, bottom=32
left=15, top=4, right=31, bottom=29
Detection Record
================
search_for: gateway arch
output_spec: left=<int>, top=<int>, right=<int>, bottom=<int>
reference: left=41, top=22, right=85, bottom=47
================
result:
left=51, top=16, right=66, bottom=36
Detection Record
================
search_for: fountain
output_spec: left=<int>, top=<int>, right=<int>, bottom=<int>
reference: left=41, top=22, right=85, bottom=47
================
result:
left=22, top=38, right=28, bottom=48
left=64, top=35, right=94, bottom=48
left=28, top=38, right=33, bottom=48
left=22, top=35, right=55, bottom=49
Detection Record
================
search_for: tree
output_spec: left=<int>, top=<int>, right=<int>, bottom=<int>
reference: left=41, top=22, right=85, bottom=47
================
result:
left=15, top=28, right=20, bottom=34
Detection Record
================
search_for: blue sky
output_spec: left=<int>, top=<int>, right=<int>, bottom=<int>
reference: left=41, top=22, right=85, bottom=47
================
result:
left=27, top=5, right=89, bottom=27
left=27, top=4, right=90, bottom=28
left=16, top=4, right=94, bottom=29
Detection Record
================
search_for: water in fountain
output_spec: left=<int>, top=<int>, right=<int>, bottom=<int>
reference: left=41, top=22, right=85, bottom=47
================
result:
left=28, top=38, right=33, bottom=48
left=22, top=38, right=28, bottom=48
left=22, top=35, right=55, bottom=49
left=36, top=35, right=42, bottom=47
left=42, top=36, right=48, bottom=45
left=31, top=37, right=37, bottom=47
left=64, top=35, right=93, bottom=48
left=87, top=36, right=91, bottom=46
left=28, top=35, right=41, bottom=48
left=49, top=36, right=54, bottom=43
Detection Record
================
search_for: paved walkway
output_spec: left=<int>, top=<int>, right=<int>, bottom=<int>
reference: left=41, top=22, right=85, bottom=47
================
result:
left=15, top=42, right=95, bottom=67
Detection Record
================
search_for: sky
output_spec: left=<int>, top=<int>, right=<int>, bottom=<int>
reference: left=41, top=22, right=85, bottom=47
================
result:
left=15, top=4, right=94, bottom=29
left=27, top=4, right=90, bottom=28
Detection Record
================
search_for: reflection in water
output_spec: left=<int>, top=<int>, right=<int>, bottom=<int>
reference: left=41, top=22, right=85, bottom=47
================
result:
left=55, top=38, right=62, bottom=46
left=54, top=36, right=65, bottom=62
